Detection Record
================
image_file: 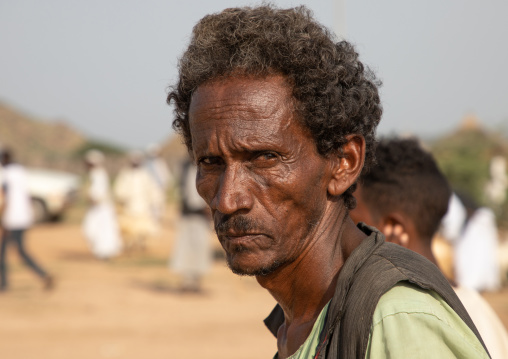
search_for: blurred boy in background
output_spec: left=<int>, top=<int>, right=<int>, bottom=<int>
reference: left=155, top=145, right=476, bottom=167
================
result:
left=350, top=138, right=508, bottom=359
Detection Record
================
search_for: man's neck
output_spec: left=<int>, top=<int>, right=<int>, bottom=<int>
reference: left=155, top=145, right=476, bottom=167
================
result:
left=409, top=238, right=439, bottom=267
left=410, top=237, right=458, bottom=287
left=256, top=208, right=367, bottom=357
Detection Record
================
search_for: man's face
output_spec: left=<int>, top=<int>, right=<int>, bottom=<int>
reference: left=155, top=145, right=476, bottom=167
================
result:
left=189, top=75, right=333, bottom=276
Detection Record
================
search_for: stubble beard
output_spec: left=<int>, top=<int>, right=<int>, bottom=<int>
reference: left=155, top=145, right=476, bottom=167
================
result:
left=215, top=214, right=289, bottom=277
left=226, top=246, right=287, bottom=277
left=215, top=211, right=318, bottom=277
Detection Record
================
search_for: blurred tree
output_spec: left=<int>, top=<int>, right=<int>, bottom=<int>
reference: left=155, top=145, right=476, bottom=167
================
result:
left=73, top=140, right=125, bottom=158
left=431, top=115, right=508, bottom=227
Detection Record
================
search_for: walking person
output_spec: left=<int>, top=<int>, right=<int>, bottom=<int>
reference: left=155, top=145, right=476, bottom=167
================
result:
left=0, top=149, right=53, bottom=291
left=441, top=192, right=501, bottom=292
left=82, top=149, right=123, bottom=259
left=114, top=151, right=159, bottom=251
left=144, top=143, right=172, bottom=224
left=170, top=159, right=211, bottom=293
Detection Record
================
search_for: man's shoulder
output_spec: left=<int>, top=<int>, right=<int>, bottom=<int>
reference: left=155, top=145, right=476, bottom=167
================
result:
left=372, top=282, right=456, bottom=326
left=367, top=282, right=490, bottom=359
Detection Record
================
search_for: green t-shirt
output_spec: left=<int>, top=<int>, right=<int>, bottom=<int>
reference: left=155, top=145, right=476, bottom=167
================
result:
left=366, top=282, right=489, bottom=358
left=274, top=301, right=330, bottom=359
left=275, top=282, right=489, bottom=358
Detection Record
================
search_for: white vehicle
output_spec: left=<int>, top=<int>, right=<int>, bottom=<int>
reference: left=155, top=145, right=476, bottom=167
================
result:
left=26, top=168, right=80, bottom=222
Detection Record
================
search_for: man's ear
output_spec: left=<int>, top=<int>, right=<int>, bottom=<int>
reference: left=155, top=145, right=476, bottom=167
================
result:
left=327, top=134, right=365, bottom=197
left=381, top=213, right=410, bottom=248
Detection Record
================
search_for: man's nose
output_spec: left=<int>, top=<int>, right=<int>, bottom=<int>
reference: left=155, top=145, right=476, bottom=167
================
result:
left=211, top=164, right=253, bottom=215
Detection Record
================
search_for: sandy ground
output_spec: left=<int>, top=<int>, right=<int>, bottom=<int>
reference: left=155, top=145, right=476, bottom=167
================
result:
left=0, top=208, right=277, bottom=359
left=0, top=207, right=508, bottom=359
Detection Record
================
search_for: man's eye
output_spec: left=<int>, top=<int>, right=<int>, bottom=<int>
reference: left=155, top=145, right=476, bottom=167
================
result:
left=253, top=152, right=278, bottom=162
left=199, top=157, right=221, bottom=166
left=261, top=153, right=276, bottom=160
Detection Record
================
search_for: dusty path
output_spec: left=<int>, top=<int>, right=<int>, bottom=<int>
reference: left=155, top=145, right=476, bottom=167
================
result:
left=1, top=216, right=507, bottom=359
left=0, top=219, right=276, bottom=359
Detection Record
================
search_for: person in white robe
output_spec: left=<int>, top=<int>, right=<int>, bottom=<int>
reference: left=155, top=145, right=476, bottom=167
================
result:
left=441, top=193, right=501, bottom=292
left=170, top=159, right=211, bottom=292
left=114, top=151, right=160, bottom=250
left=144, top=144, right=172, bottom=223
left=82, top=150, right=122, bottom=259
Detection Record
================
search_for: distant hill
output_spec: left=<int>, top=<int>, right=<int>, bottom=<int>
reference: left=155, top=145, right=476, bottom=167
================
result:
left=0, top=102, right=88, bottom=172
left=0, top=101, right=129, bottom=174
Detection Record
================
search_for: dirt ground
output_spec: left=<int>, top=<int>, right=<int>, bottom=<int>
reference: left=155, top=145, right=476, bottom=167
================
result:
left=0, top=207, right=277, bottom=359
left=1, top=207, right=508, bottom=359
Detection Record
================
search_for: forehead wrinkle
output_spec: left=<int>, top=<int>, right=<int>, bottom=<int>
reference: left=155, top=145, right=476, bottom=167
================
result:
left=193, top=95, right=289, bottom=123
left=191, top=75, right=294, bottom=118
left=189, top=75, right=302, bottom=157
left=194, top=107, right=293, bottom=142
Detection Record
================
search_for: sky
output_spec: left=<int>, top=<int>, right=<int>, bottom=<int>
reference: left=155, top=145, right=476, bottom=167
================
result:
left=1, top=0, right=507, bottom=149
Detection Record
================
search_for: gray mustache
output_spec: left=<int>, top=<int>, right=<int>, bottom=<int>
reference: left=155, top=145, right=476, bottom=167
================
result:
left=215, top=215, right=258, bottom=235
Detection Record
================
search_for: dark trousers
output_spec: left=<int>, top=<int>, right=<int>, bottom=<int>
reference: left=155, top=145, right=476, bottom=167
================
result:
left=0, top=229, right=47, bottom=289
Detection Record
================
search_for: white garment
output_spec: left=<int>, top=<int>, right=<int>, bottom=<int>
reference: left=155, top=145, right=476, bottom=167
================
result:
left=171, top=215, right=211, bottom=276
left=441, top=194, right=501, bottom=291
left=458, top=208, right=500, bottom=291
left=1, top=164, right=33, bottom=230
left=441, top=194, right=467, bottom=242
left=114, top=166, right=159, bottom=218
left=82, top=167, right=122, bottom=259
left=145, top=157, right=171, bottom=190
left=454, top=286, right=508, bottom=359
left=145, top=157, right=171, bottom=221
left=83, top=203, right=122, bottom=259
left=88, top=167, right=112, bottom=204
left=171, top=163, right=211, bottom=277
left=114, top=166, right=159, bottom=238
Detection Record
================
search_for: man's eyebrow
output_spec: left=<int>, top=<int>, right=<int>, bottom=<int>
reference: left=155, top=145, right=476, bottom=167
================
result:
left=236, top=143, right=284, bottom=155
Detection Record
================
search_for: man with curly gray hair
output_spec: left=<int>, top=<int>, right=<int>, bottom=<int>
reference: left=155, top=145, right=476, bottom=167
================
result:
left=167, top=5, right=490, bottom=359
